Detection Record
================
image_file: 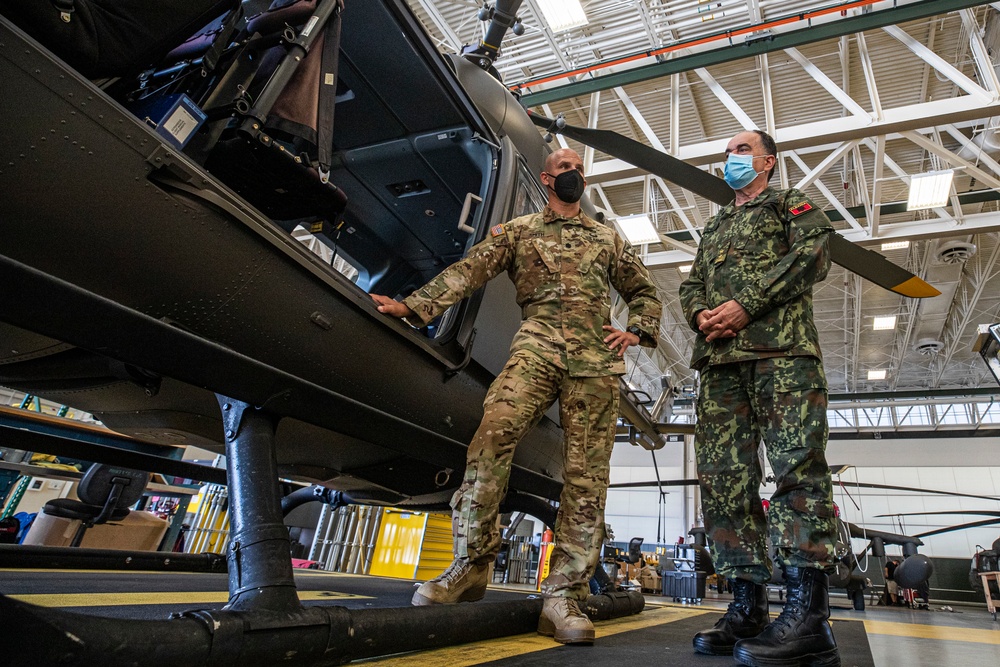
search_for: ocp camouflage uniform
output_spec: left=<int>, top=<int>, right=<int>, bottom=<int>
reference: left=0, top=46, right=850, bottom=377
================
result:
left=678, top=187, right=837, bottom=584
left=404, top=206, right=661, bottom=600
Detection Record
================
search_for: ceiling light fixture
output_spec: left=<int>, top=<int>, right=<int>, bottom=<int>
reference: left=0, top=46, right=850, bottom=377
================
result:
left=880, top=241, right=910, bottom=251
left=678, top=264, right=692, bottom=273
left=536, top=0, right=588, bottom=32
left=872, top=315, right=897, bottom=331
left=906, top=170, right=954, bottom=211
left=867, top=369, right=887, bottom=381
left=615, top=214, right=660, bottom=246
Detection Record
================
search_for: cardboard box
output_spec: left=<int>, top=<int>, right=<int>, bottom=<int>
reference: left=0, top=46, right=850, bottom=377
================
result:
left=24, top=510, right=168, bottom=551
left=638, top=566, right=661, bottom=593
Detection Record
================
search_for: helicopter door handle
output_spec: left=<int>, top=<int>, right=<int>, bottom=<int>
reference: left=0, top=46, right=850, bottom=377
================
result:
left=456, top=193, right=482, bottom=235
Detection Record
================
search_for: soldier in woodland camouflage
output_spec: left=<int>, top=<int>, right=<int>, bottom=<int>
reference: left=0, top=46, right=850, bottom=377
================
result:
left=679, top=130, right=841, bottom=667
left=371, top=148, right=661, bottom=645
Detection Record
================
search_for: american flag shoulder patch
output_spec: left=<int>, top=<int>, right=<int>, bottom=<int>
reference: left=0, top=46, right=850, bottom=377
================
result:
left=789, top=202, right=813, bottom=216
left=490, top=224, right=506, bottom=237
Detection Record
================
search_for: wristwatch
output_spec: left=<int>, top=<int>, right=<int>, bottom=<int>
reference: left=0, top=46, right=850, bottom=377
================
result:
left=626, top=325, right=643, bottom=339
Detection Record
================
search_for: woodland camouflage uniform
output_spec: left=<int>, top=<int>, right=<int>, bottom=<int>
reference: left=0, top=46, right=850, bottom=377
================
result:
left=404, top=205, right=661, bottom=600
left=679, top=186, right=838, bottom=584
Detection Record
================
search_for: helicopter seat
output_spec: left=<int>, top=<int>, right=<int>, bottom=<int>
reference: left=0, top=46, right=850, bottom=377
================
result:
left=192, top=0, right=348, bottom=228
left=0, top=0, right=235, bottom=79
left=39, top=464, right=151, bottom=548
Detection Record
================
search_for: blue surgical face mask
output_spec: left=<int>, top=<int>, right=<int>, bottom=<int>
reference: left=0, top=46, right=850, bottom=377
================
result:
left=723, top=153, right=765, bottom=190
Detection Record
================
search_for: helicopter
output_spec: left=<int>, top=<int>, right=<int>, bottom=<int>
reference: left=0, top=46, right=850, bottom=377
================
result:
left=0, top=0, right=939, bottom=508
left=0, top=0, right=942, bottom=663
left=873, top=510, right=1000, bottom=602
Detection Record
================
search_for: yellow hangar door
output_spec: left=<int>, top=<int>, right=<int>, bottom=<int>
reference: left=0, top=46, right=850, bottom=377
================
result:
left=368, top=509, right=452, bottom=580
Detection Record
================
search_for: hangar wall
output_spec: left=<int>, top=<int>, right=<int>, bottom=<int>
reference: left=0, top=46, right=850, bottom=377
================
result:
left=606, top=435, right=1000, bottom=559
left=605, top=439, right=694, bottom=548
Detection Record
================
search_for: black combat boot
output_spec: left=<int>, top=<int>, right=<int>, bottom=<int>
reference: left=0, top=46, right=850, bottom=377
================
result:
left=733, top=566, right=840, bottom=667
left=692, top=578, right=770, bottom=655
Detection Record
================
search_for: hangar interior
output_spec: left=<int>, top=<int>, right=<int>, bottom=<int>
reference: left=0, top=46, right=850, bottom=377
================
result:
left=401, top=0, right=1000, bottom=590
left=3, top=0, right=1000, bottom=665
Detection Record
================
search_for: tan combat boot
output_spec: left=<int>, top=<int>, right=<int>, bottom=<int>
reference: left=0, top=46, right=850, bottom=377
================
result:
left=537, top=596, right=595, bottom=645
left=410, top=558, right=489, bottom=605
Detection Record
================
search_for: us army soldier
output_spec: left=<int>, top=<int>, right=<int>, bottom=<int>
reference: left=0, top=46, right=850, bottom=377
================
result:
left=371, top=148, right=661, bottom=645
left=679, top=130, right=840, bottom=667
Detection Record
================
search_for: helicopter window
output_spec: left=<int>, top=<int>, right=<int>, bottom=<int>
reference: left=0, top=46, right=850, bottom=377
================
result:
left=290, top=224, right=364, bottom=285
left=514, top=161, right=547, bottom=218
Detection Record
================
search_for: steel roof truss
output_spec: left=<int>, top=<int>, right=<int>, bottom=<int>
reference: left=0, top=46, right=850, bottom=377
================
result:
left=855, top=31, right=883, bottom=121
left=786, top=149, right=864, bottom=231
left=694, top=67, right=757, bottom=130
left=794, top=139, right=858, bottom=191
left=960, top=8, right=1000, bottom=95
left=785, top=46, right=869, bottom=119
left=902, top=129, right=1000, bottom=191
left=882, top=24, right=993, bottom=103
left=944, top=124, right=1000, bottom=180
left=932, top=237, right=1000, bottom=387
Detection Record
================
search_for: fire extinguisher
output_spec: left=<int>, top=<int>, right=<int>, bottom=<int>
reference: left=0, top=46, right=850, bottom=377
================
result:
left=537, top=528, right=554, bottom=590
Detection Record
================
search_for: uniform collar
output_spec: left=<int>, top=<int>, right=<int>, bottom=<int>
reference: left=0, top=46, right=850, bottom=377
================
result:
left=739, top=186, right=776, bottom=210
left=720, top=186, right=775, bottom=217
left=542, top=205, right=595, bottom=227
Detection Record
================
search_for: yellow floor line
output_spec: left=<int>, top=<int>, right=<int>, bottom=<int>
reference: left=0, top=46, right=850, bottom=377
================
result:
left=8, top=590, right=372, bottom=607
left=366, top=606, right=711, bottom=667
left=864, top=620, right=1000, bottom=645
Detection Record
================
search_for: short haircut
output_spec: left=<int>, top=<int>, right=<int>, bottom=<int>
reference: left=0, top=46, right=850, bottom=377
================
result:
left=753, top=129, right=778, bottom=182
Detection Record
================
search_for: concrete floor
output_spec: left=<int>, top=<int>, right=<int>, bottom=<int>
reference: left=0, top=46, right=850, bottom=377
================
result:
left=3, top=568, right=999, bottom=665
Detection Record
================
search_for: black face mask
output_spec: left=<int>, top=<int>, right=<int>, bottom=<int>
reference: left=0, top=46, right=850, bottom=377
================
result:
left=545, top=170, right=585, bottom=204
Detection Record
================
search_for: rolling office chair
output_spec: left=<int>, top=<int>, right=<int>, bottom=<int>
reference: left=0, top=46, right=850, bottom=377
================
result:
left=41, top=464, right=150, bottom=547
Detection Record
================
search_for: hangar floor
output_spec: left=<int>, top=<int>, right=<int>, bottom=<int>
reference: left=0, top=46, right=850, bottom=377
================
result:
left=2, top=568, right=998, bottom=666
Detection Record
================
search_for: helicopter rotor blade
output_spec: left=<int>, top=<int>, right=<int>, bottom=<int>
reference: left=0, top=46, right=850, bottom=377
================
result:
left=527, top=109, right=733, bottom=205
left=839, top=481, right=1000, bottom=503
left=608, top=478, right=699, bottom=489
left=527, top=111, right=940, bottom=299
left=842, top=521, right=923, bottom=546
left=876, top=510, right=1000, bottom=519
left=915, top=517, right=1000, bottom=539
left=827, top=234, right=940, bottom=298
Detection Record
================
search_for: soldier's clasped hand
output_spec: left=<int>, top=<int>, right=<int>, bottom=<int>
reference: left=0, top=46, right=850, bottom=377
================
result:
left=699, top=300, right=750, bottom=342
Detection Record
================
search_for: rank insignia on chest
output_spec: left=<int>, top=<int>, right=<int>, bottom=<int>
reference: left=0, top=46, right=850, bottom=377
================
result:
left=490, top=224, right=506, bottom=237
left=789, top=202, right=813, bottom=216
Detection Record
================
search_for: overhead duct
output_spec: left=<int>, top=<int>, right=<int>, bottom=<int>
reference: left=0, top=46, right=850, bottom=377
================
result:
left=914, top=338, right=945, bottom=356
left=934, top=240, right=977, bottom=264
left=958, top=7, right=1000, bottom=160
left=908, top=238, right=976, bottom=362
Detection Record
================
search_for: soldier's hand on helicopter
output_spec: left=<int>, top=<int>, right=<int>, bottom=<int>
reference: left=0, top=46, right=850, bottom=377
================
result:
left=370, top=294, right=415, bottom=319
left=603, top=326, right=640, bottom=357
left=700, top=300, right=749, bottom=342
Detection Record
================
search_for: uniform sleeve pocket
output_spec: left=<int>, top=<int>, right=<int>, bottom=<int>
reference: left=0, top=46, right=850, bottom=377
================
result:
left=422, top=280, right=451, bottom=299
